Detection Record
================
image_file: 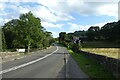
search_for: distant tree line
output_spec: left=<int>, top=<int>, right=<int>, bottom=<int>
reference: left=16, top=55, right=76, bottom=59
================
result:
left=59, top=32, right=81, bottom=52
left=1, top=11, right=55, bottom=51
left=60, top=21, right=120, bottom=43
left=87, top=21, right=120, bottom=42
left=59, top=20, right=120, bottom=51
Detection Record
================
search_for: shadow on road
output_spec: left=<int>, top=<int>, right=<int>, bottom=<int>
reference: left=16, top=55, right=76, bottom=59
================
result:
left=56, top=47, right=90, bottom=79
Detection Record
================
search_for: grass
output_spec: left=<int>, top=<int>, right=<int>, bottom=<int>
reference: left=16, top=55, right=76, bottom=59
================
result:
left=68, top=49, right=115, bottom=80
left=81, top=41, right=119, bottom=59
left=81, top=48, right=119, bottom=59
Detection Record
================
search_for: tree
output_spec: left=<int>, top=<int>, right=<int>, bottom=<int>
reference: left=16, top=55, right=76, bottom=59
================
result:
left=2, top=19, right=19, bottom=49
left=110, top=21, right=120, bottom=43
left=2, top=11, right=54, bottom=52
left=59, top=32, right=69, bottom=46
left=86, top=26, right=100, bottom=41
left=100, top=22, right=117, bottom=41
left=59, top=32, right=67, bottom=43
left=0, top=27, right=2, bottom=51
left=15, top=11, right=45, bottom=53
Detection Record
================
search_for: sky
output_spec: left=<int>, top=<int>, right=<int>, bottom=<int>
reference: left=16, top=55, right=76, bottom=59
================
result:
left=0, top=0, right=119, bottom=38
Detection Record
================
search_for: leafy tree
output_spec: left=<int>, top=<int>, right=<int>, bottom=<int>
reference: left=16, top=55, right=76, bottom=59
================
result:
left=100, top=22, right=117, bottom=41
left=0, top=27, right=2, bottom=51
left=59, top=32, right=69, bottom=46
left=15, top=11, right=45, bottom=52
left=86, top=26, right=100, bottom=41
left=2, top=19, right=19, bottom=48
left=110, top=21, right=120, bottom=43
left=59, top=32, right=66, bottom=43
left=2, top=11, right=54, bottom=52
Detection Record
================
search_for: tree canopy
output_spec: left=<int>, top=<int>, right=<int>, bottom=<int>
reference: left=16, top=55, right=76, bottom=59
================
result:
left=2, top=11, right=54, bottom=51
left=59, top=20, right=120, bottom=46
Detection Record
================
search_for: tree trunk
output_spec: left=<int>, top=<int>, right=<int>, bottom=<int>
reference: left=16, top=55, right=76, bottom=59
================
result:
left=27, top=40, right=30, bottom=53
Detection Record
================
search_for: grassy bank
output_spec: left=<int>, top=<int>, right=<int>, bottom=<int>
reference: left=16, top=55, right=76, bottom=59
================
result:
left=68, top=49, right=115, bottom=80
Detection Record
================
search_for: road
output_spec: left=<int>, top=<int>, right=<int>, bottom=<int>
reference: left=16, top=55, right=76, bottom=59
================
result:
left=1, top=44, right=89, bottom=79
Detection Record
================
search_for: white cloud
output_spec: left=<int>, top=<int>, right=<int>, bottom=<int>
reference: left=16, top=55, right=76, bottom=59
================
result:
left=0, top=18, right=11, bottom=25
left=36, top=0, right=118, bottom=18
left=0, top=0, right=118, bottom=37
left=0, top=0, right=118, bottom=23
left=34, top=6, right=62, bottom=22
left=2, top=0, right=116, bottom=18
left=97, top=3, right=118, bottom=18
left=0, top=0, right=119, bottom=3
left=0, top=3, right=6, bottom=10
left=51, top=32, right=58, bottom=38
left=67, top=20, right=115, bottom=33
left=19, top=6, right=30, bottom=14
left=0, top=18, right=4, bottom=25
left=41, top=22, right=64, bottom=29
left=0, top=2, right=75, bottom=26
left=68, top=23, right=86, bottom=33
left=33, top=5, right=74, bottom=22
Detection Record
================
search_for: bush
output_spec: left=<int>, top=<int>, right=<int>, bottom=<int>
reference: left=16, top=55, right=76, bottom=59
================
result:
left=71, top=43, right=80, bottom=52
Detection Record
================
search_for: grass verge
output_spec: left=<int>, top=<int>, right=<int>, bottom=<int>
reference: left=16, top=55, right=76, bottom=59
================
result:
left=68, top=48, right=116, bottom=80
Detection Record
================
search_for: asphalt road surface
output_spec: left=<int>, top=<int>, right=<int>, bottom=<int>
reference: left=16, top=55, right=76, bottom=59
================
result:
left=1, top=44, right=89, bottom=79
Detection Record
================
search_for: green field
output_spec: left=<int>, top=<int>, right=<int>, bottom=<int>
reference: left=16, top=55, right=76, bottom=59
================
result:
left=68, top=49, right=115, bottom=79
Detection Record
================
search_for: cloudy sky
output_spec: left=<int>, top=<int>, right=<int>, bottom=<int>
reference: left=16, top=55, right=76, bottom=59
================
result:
left=0, top=0, right=119, bottom=38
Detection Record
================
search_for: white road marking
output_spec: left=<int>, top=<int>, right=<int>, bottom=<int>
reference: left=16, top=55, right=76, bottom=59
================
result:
left=0, top=46, right=59, bottom=74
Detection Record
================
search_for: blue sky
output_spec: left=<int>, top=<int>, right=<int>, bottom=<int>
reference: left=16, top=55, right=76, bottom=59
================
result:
left=0, top=0, right=119, bottom=38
